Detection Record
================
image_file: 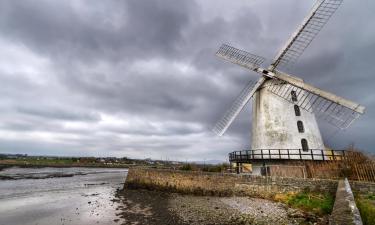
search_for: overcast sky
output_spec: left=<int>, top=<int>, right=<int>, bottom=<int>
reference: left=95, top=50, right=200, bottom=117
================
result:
left=0, top=0, right=374, bottom=161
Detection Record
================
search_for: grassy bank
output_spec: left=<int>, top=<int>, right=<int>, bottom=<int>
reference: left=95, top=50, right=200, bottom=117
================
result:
left=274, top=192, right=335, bottom=215
left=356, top=194, right=375, bottom=225
left=0, top=159, right=131, bottom=168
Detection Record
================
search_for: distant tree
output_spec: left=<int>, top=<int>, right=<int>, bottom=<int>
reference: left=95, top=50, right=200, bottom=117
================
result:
left=201, top=163, right=229, bottom=173
left=180, top=164, right=193, bottom=171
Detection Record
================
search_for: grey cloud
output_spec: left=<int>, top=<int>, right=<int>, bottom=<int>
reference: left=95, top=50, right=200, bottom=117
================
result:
left=0, top=0, right=374, bottom=160
left=15, top=105, right=100, bottom=122
left=0, top=0, right=197, bottom=63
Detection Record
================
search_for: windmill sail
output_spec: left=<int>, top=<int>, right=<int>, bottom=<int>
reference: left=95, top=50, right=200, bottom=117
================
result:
left=213, top=77, right=266, bottom=136
left=271, top=0, right=343, bottom=71
left=216, top=44, right=266, bottom=71
left=266, top=77, right=364, bottom=129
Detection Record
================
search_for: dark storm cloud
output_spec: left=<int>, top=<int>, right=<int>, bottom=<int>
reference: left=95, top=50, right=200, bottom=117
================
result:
left=0, top=0, right=374, bottom=159
left=0, top=0, right=196, bottom=63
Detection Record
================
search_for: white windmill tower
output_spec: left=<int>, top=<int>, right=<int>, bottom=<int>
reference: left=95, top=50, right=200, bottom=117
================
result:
left=213, top=0, right=365, bottom=166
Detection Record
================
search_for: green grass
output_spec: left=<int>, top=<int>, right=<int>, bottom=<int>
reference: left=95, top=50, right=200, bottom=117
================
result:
left=7, top=158, right=79, bottom=166
left=0, top=158, right=130, bottom=168
left=18, top=158, right=76, bottom=164
left=356, top=195, right=375, bottom=225
left=286, top=192, right=335, bottom=215
left=365, top=194, right=375, bottom=201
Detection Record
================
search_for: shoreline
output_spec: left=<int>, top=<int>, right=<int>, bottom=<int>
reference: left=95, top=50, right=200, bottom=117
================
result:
left=0, top=163, right=130, bottom=169
left=0, top=166, right=128, bottom=180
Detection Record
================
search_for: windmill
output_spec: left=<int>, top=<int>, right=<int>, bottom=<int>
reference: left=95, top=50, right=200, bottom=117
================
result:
left=213, top=0, right=365, bottom=162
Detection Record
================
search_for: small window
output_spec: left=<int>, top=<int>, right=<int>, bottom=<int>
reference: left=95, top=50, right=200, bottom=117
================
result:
left=294, top=105, right=301, bottom=116
left=301, top=139, right=309, bottom=151
left=297, top=121, right=304, bottom=133
left=291, top=90, right=298, bottom=102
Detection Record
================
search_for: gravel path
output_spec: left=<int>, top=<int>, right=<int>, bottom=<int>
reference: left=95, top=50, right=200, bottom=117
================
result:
left=116, top=189, right=329, bottom=225
left=168, top=194, right=246, bottom=225
left=220, top=197, right=305, bottom=225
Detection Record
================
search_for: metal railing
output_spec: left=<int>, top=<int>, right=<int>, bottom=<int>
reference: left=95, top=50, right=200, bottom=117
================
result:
left=229, top=149, right=346, bottom=162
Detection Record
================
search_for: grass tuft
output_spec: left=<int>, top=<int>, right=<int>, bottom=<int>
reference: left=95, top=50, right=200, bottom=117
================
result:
left=275, top=192, right=334, bottom=215
left=356, top=194, right=375, bottom=225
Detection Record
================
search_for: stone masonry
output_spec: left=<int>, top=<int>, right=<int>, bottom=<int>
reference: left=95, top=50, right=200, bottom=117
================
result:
left=125, top=167, right=338, bottom=198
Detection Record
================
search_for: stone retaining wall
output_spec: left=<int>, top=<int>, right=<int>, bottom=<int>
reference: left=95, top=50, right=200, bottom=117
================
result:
left=125, top=168, right=375, bottom=198
left=124, top=167, right=338, bottom=197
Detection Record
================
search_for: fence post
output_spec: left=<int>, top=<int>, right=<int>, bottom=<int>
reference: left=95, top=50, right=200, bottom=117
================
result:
left=364, top=164, right=371, bottom=182
left=311, top=150, right=314, bottom=160
left=321, top=150, right=325, bottom=161
left=278, top=149, right=281, bottom=159
left=371, top=164, right=375, bottom=182
left=268, top=149, right=271, bottom=159
left=302, top=166, right=306, bottom=179
left=361, top=164, right=366, bottom=182
left=299, top=149, right=302, bottom=160
left=354, top=164, right=360, bottom=181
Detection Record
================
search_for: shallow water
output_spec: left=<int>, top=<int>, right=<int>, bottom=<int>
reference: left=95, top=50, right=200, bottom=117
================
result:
left=0, top=167, right=128, bottom=225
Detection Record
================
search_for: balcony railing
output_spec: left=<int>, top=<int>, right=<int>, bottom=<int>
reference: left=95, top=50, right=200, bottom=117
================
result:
left=229, top=149, right=347, bottom=162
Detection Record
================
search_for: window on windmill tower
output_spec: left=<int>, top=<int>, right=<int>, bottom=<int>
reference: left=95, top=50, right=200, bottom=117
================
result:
left=297, top=121, right=304, bottom=133
left=301, top=139, right=309, bottom=151
left=291, top=90, right=298, bottom=102
left=294, top=105, right=301, bottom=116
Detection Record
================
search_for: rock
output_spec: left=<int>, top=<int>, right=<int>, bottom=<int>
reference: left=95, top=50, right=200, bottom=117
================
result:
left=287, top=208, right=304, bottom=218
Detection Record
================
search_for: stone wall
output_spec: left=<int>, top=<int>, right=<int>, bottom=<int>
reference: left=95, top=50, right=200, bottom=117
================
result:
left=350, top=180, right=375, bottom=194
left=124, top=167, right=338, bottom=198
left=330, top=179, right=363, bottom=225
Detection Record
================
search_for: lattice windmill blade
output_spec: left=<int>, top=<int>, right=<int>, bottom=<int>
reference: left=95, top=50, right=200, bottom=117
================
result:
left=213, top=77, right=266, bottom=136
left=266, top=77, right=365, bottom=129
left=270, top=0, right=343, bottom=71
left=216, top=44, right=266, bottom=71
